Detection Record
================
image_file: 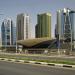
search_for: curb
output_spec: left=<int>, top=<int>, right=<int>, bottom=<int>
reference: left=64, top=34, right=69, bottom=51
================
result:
left=0, top=58, right=75, bottom=69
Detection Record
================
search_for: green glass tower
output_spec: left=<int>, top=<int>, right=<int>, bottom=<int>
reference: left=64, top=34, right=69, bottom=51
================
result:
left=35, top=13, right=51, bottom=38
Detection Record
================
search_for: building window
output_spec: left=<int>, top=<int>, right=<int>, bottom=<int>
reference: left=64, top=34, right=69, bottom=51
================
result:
left=7, top=35, right=10, bottom=39
left=7, top=29, right=10, bottom=32
left=7, top=42, right=10, bottom=45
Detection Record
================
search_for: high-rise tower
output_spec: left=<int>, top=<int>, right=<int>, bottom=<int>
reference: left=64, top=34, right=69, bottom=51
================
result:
left=1, top=18, right=16, bottom=47
left=55, top=8, right=75, bottom=49
left=35, top=13, right=51, bottom=38
left=17, top=13, right=30, bottom=40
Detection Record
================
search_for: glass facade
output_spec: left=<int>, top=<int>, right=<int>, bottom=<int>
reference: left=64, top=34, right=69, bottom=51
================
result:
left=55, top=8, right=75, bottom=48
left=1, top=19, right=16, bottom=47
left=13, top=27, right=16, bottom=45
left=55, top=8, right=75, bottom=39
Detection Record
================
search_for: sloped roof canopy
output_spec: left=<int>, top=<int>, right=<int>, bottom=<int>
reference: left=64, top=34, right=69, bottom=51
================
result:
left=17, top=38, right=55, bottom=48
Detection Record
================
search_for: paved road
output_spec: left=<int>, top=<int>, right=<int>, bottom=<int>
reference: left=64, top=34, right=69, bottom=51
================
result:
left=0, top=61, right=75, bottom=75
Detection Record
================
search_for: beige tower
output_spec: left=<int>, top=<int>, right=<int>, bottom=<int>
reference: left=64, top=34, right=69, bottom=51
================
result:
left=17, top=13, right=30, bottom=40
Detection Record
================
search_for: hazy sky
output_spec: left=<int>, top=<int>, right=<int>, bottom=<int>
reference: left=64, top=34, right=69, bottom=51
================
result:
left=0, top=0, right=75, bottom=38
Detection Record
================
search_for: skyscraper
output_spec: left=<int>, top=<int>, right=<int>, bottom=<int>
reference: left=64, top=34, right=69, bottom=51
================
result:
left=55, top=8, right=75, bottom=48
left=17, top=13, right=30, bottom=40
left=1, top=18, right=16, bottom=47
left=35, top=13, right=51, bottom=38
left=55, top=8, right=75, bottom=39
left=13, top=26, right=16, bottom=45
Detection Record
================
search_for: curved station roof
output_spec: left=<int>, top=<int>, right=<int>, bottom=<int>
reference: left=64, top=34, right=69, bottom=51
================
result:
left=17, top=38, right=56, bottom=48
